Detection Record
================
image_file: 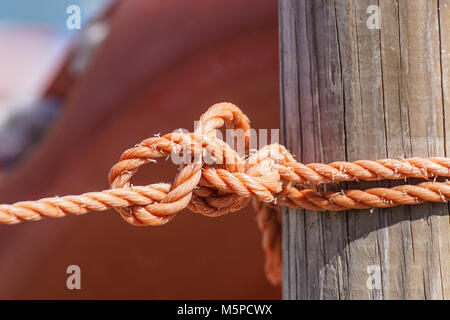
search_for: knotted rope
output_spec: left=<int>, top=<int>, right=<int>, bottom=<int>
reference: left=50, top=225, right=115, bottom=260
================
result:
left=2, top=102, right=450, bottom=284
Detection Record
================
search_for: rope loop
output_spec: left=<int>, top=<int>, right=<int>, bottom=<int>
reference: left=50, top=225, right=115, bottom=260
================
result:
left=107, top=102, right=281, bottom=226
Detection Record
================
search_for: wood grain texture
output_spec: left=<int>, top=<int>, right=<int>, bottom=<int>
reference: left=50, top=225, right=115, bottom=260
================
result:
left=280, top=0, right=450, bottom=299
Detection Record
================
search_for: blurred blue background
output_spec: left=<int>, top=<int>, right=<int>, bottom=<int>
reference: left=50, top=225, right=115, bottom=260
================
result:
left=0, top=0, right=110, bottom=29
left=0, top=0, right=112, bottom=131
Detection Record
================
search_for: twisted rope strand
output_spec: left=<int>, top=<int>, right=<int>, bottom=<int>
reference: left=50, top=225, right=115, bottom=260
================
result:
left=0, top=184, right=172, bottom=225
left=281, top=181, right=450, bottom=212
left=2, top=102, right=450, bottom=285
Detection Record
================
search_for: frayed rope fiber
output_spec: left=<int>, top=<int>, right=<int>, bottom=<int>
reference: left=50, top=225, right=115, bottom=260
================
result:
left=2, top=102, right=450, bottom=284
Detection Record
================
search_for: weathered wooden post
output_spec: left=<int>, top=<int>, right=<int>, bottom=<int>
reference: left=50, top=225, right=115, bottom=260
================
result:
left=280, top=0, right=450, bottom=299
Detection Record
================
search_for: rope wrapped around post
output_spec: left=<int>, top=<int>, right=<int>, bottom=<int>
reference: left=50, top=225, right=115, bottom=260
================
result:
left=2, top=102, right=450, bottom=284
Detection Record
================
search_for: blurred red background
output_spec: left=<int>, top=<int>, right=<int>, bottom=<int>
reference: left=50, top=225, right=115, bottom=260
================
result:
left=0, top=0, right=280, bottom=299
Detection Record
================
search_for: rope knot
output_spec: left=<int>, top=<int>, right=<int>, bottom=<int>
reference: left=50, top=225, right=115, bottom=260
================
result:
left=107, top=102, right=283, bottom=226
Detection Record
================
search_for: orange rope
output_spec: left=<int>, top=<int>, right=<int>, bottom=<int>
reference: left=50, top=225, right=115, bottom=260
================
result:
left=2, top=102, right=450, bottom=285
